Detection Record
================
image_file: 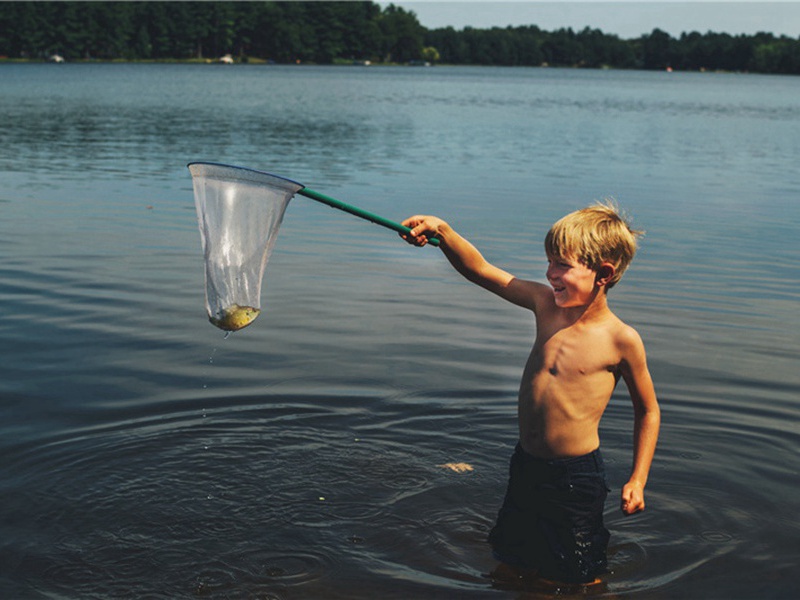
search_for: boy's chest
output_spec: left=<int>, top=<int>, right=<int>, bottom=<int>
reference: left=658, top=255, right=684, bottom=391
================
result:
left=531, top=326, right=620, bottom=377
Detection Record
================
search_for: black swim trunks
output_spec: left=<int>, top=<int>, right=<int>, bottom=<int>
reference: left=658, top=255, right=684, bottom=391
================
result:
left=488, top=443, right=610, bottom=584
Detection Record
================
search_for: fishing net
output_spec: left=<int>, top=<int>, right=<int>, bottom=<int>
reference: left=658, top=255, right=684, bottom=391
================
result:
left=189, top=163, right=303, bottom=331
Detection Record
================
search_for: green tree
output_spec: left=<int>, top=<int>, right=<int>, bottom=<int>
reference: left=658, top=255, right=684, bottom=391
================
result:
left=542, top=28, right=583, bottom=66
left=639, top=28, right=676, bottom=70
left=421, top=45, right=439, bottom=64
left=512, top=26, right=545, bottom=66
left=378, top=3, right=424, bottom=63
left=753, top=36, right=800, bottom=74
left=336, top=1, right=383, bottom=61
left=425, top=26, right=469, bottom=64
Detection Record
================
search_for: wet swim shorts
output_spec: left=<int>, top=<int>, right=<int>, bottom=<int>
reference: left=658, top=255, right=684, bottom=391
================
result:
left=488, top=443, right=610, bottom=584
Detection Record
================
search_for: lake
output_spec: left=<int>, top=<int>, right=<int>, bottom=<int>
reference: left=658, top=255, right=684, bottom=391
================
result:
left=1, top=63, right=798, bottom=599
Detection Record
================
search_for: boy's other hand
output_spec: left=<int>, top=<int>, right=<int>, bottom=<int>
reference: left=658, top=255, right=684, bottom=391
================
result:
left=621, top=481, right=645, bottom=515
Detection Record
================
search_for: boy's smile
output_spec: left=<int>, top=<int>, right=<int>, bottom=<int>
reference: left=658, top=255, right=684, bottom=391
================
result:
left=547, top=256, right=601, bottom=308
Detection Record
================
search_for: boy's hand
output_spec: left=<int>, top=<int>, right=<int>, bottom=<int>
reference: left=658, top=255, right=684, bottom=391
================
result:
left=400, top=215, right=447, bottom=246
left=621, top=480, right=645, bottom=515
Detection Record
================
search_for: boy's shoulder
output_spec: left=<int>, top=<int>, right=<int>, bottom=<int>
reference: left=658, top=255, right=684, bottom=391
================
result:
left=604, top=312, right=647, bottom=361
left=603, top=308, right=639, bottom=336
left=587, top=308, right=644, bottom=351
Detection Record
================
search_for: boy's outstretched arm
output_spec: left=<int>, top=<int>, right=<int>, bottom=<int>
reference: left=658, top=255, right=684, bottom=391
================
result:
left=401, top=215, right=544, bottom=310
left=618, top=328, right=661, bottom=515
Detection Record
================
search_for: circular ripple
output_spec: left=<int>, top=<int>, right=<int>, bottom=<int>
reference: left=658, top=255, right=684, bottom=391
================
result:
left=379, top=470, right=431, bottom=491
left=191, top=550, right=333, bottom=597
left=699, top=530, right=735, bottom=543
left=238, top=549, right=333, bottom=586
left=192, top=564, right=238, bottom=597
left=680, top=451, right=703, bottom=460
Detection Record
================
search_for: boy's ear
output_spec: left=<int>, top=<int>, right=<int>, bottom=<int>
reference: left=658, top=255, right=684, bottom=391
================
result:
left=595, top=263, right=616, bottom=287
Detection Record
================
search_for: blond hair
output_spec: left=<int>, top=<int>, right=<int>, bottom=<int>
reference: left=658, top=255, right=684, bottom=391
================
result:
left=544, top=201, right=642, bottom=289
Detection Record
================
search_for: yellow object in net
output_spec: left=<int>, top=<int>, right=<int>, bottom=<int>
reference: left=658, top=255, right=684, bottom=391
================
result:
left=209, top=304, right=261, bottom=332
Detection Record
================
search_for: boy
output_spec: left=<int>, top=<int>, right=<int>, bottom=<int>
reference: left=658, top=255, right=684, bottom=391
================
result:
left=400, top=203, right=660, bottom=585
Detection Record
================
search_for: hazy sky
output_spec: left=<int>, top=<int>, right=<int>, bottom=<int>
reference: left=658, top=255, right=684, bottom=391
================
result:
left=379, top=1, right=800, bottom=39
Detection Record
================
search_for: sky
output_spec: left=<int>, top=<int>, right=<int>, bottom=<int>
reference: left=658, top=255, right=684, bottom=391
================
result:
left=378, top=1, right=800, bottom=39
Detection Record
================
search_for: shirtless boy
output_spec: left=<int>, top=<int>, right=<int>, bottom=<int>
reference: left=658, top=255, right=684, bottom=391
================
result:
left=401, top=203, right=660, bottom=584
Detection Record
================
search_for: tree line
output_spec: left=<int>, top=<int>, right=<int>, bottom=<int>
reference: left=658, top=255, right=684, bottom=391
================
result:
left=1, top=1, right=798, bottom=75
left=428, top=25, right=800, bottom=74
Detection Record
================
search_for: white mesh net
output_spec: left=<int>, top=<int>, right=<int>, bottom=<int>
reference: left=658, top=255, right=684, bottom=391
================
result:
left=189, top=163, right=303, bottom=331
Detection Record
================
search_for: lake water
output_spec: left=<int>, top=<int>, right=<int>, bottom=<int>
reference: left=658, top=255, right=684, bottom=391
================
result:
left=1, top=63, right=798, bottom=599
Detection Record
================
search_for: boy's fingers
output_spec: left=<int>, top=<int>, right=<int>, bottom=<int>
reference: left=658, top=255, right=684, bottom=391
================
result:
left=620, top=485, right=645, bottom=514
left=621, top=496, right=644, bottom=515
left=399, top=230, right=428, bottom=247
left=401, top=216, right=441, bottom=247
left=401, top=215, right=424, bottom=228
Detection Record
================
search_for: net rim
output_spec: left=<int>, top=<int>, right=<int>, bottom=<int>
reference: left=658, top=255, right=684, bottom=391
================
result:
left=187, top=162, right=305, bottom=191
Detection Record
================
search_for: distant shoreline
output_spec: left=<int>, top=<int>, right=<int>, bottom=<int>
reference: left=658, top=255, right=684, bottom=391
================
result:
left=0, top=57, right=785, bottom=77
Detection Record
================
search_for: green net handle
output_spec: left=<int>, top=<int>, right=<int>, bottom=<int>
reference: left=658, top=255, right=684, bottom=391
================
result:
left=298, top=187, right=440, bottom=247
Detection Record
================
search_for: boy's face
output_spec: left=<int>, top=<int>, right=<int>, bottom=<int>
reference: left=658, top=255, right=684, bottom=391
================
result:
left=546, top=254, right=602, bottom=308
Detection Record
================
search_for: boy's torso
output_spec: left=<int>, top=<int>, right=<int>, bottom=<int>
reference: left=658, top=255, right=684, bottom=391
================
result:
left=517, top=304, right=625, bottom=459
